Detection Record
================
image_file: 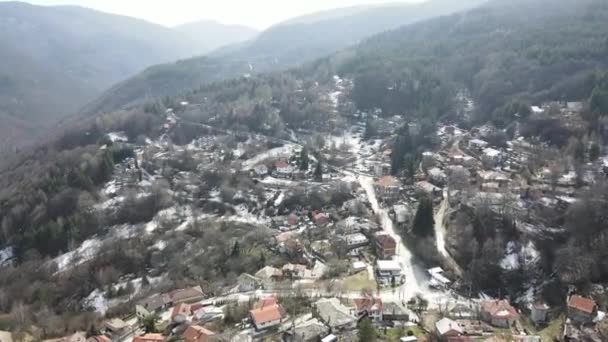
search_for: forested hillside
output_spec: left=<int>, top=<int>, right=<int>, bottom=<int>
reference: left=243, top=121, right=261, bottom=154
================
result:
left=81, top=0, right=487, bottom=116
left=0, top=2, right=256, bottom=148
left=347, top=0, right=608, bottom=117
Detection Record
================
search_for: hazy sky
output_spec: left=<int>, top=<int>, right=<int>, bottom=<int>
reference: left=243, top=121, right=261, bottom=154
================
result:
left=11, top=0, right=422, bottom=29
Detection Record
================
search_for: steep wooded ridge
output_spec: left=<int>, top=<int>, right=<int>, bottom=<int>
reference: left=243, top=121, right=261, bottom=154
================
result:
left=81, top=0, right=487, bottom=116
left=0, top=1, right=256, bottom=149
left=1, top=0, right=608, bottom=331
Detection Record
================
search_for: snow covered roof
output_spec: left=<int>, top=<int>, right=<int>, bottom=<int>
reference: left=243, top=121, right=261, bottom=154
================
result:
left=435, top=317, right=463, bottom=335
left=377, top=260, right=401, bottom=271
left=483, top=148, right=502, bottom=157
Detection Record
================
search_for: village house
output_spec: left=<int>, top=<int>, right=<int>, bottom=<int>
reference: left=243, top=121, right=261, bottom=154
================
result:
left=250, top=300, right=283, bottom=331
left=169, top=286, right=205, bottom=304
left=530, top=302, right=550, bottom=325
left=482, top=148, right=503, bottom=167
left=374, top=162, right=392, bottom=177
left=313, top=298, right=357, bottom=330
left=375, top=176, right=401, bottom=202
left=415, top=181, right=443, bottom=197
left=352, top=261, right=367, bottom=273
left=469, top=139, right=489, bottom=151
left=340, top=233, right=370, bottom=250
left=255, top=265, right=283, bottom=283
left=104, top=318, right=130, bottom=339
left=183, top=325, right=215, bottom=342
left=376, top=260, right=402, bottom=286
left=274, top=160, right=296, bottom=179
left=193, top=306, right=224, bottom=323
left=374, top=232, right=397, bottom=259
left=136, top=293, right=172, bottom=320
left=236, top=273, right=262, bottom=292
left=392, top=204, right=412, bottom=227
left=382, top=301, right=409, bottom=321
left=283, top=318, right=329, bottom=342
left=352, top=296, right=384, bottom=322
left=435, top=317, right=464, bottom=339
left=480, top=299, right=519, bottom=328
left=567, top=295, right=597, bottom=324
left=282, top=263, right=309, bottom=279
left=132, top=334, right=164, bottom=342
left=172, top=302, right=192, bottom=323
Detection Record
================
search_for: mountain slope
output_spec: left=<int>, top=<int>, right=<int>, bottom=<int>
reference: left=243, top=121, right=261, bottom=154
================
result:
left=173, top=20, right=258, bottom=53
left=0, top=1, right=251, bottom=148
left=82, top=0, right=488, bottom=116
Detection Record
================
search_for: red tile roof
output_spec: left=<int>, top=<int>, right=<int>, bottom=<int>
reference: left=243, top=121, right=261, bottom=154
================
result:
left=171, top=302, right=191, bottom=320
left=481, top=299, right=519, bottom=319
left=275, top=160, right=289, bottom=169
left=256, top=296, right=278, bottom=309
left=183, top=325, right=215, bottom=342
left=568, top=295, right=596, bottom=314
left=353, top=296, right=383, bottom=312
left=132, top=334, right=164, bottom=342
left=250, top=304, right=282, bottom=326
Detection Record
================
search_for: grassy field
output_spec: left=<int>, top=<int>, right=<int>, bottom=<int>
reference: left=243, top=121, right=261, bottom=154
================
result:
left=537, top=316, right=564, bottom=341
left=339, top=271, right=377, bottom=292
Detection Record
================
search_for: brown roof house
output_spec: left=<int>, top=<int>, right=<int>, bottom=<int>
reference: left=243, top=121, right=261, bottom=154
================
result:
left=183, top=325, right=215, bottom=342
left=136, top=293, right=171, bottom=320
left=169, top=286, right=205, bottom=304
left=374, top=232, right=397, bottom=259
left=567, top=295, right=597, bottom=324
left=480, top=299, right=519, bottom=328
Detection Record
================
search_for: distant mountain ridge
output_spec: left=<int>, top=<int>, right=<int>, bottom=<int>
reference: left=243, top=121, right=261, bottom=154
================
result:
left=173, top=20, right=259, bottom=53
left=0, top=1, right=258, bottom=148
left=82, top=0, right=488, bottom=116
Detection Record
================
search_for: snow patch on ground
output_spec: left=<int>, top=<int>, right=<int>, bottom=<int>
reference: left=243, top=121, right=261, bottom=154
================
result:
left=274, top=192, right=285, bottom=207
left=242, top=145, right=295, bottom=170
left=85, top=276, right=164, bottom=314
left=107, top=132, right=128, bottom=143
left=0, top=246, right=14, bottom=265
left=223, top=204, right=270, bottom=225
left=500, top=241, right=540, bottom=270
left=53, top=238, right=102, bottom=273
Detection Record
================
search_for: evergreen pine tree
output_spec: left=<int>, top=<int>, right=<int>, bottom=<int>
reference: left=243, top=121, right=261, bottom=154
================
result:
left=363, top=118, right=376, bottom=140
left=412, top=196, right=435, bottom=237
left=299, top=148, right=310, bottom=171
left=314, top=161, right=323, bottom=181
left=590, top=143, right=601, bottom=162
left=358, top=318, right=376, bottom=342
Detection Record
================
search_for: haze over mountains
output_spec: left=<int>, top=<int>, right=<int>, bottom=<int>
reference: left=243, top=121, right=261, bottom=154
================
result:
left=84, top=0, right=487, bottom=117
left=0, top=1, right=257, bottom=149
